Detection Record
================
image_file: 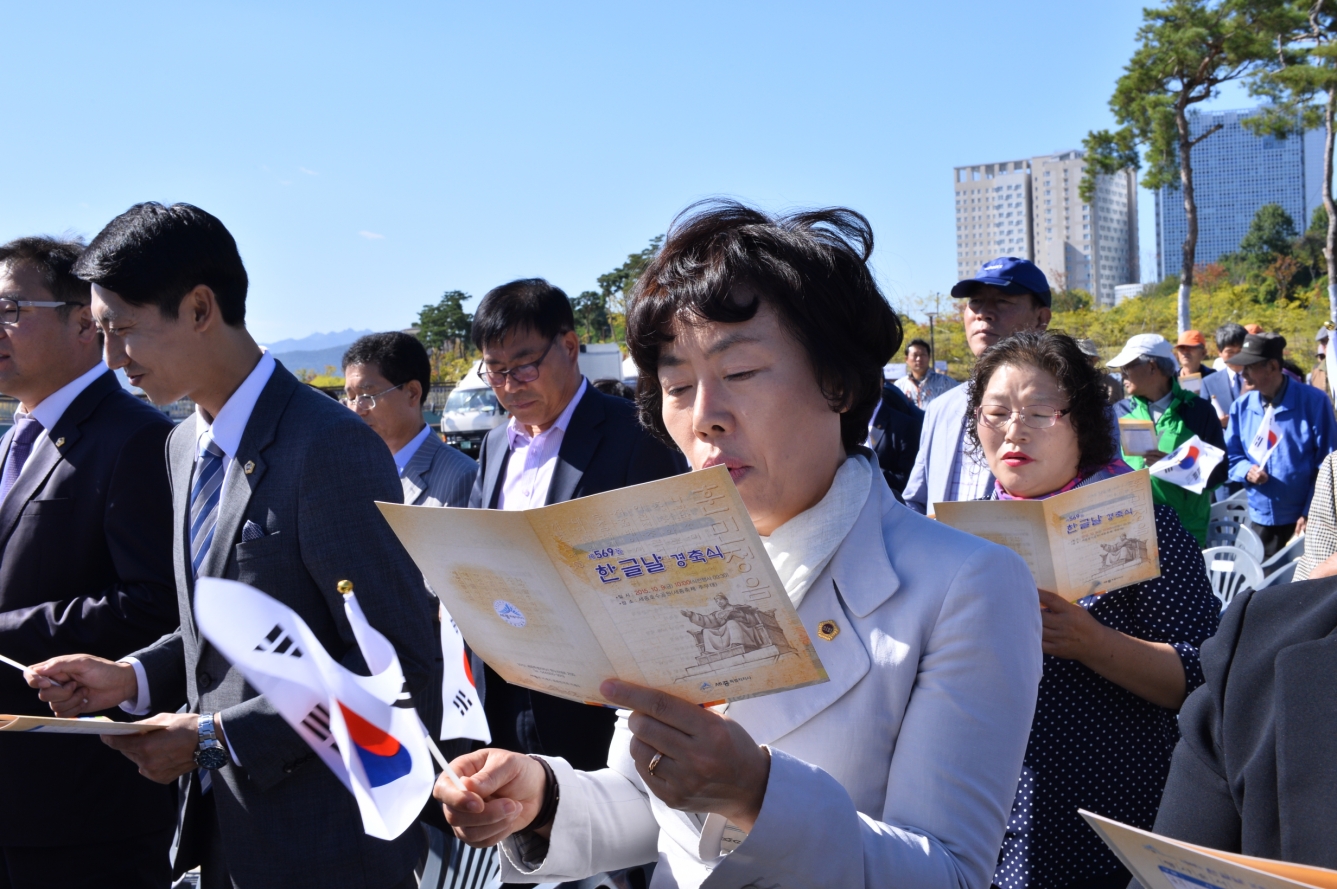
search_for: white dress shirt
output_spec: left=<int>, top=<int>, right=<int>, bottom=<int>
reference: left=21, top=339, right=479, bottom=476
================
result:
left=497, top=378, right=587, bottom=511
left=392, top=424, right=432, bottom=477
left=122, top=351, right=277, bottom=743
left=8, top=362, right=108, bottom=484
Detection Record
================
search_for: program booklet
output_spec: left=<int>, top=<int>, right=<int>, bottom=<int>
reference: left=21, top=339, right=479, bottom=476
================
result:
left=934, top=469, right=1161, bottom=601
left=1119, top=417, right=1162, bottom=457
left=378, top=465, right=828, bottom=707
left=1082, top=811, right=1337, bottom=889
left=0, top=715, right=163, bottom=735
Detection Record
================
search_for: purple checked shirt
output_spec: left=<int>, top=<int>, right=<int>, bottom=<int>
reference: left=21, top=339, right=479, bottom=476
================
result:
left=496, top=378, right=587, bottom=511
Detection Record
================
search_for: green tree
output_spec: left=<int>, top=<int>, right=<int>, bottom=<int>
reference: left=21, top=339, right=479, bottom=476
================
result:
left=1238, top=203, right=1300, bottom=260
left=1083, top=0, right=1279, bottom=335
left=1245, top=0, right=1337, bottom=322
left=572, top=289, right=610, bottom=342
left=598, top=235, right=664, bottom=316
left=417, top=290, right=473, bottom=355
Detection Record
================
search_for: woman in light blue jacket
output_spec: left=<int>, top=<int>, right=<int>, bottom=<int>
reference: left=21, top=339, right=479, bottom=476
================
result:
left=434, top=201, right=1044, bottom=889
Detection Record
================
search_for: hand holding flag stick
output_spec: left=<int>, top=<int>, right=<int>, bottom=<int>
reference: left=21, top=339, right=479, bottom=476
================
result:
left=0, top=653, right=60, bottom=688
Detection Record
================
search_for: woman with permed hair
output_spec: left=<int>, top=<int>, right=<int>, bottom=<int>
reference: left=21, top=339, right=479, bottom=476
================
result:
left=962, top=330, right=1219, bottom=889
left=434, top=201, right=1045, bottom=889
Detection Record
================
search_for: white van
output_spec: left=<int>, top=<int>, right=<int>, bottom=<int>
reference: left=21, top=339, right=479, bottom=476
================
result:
left=439, top=361, right=507, bottom=457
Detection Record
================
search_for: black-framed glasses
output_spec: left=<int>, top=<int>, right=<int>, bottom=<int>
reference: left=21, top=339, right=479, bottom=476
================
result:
left=0, top=298, right=82, bottom=325
left=977, top=404, right=1072, bottom=430
left=479, top=337, right=557, bottom=388
left=341, top=384, right=402, bottom=410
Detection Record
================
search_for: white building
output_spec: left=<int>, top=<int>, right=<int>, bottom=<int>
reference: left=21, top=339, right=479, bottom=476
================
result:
left=954, top=150, right=1139, bottom=307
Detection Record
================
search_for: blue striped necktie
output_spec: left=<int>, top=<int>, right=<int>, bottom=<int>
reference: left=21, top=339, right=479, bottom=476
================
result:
left=189, top=432, right=226, bottom=578
left=0, top=415, right=44, bottom=503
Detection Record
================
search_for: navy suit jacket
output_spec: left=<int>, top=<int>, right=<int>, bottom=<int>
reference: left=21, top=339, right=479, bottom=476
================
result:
left=468, top=384, right=687, bottom=769
left=0, top=371, right=178, bottom=846
left=870, top=384, right=923, bottom=502
left=1139, top=578, right=1337, bottom=877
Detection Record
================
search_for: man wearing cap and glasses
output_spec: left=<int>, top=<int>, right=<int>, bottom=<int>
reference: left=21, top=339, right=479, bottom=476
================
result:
left=1224, top=332, right=1337, bottom=558
left=1107, top=334, right=1226, bottom=546
left=466, top=278, right=685, bottom=773
left=903, top=256, right=1053, bottom=514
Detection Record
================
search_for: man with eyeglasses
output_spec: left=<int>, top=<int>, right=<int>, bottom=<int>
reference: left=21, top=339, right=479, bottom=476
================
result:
left=25, top=204, right=440, bottom=889
left=341, top=331, right=477, bottom=508
left=0, top=236, right=178, bottom=889
left=467, top=278, right=686, bottom=772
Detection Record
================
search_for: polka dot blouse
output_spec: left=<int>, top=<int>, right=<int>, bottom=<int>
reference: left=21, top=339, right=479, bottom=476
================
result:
left=993, top=504, right=1221, bottom=889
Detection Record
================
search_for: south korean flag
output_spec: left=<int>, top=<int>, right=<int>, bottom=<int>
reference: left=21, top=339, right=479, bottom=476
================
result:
left=439, top=610, right=489, bottom=744
left=1149, top=436, right=1225, bottom=494
left=1247, top=404, right=1283, bottom=467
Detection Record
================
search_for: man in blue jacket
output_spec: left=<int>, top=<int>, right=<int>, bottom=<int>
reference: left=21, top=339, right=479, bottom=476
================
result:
left=1226, top=333, right=1337, bottom=558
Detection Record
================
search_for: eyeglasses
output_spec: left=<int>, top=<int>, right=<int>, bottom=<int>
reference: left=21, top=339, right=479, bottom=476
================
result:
left=340, top=384, right=402, bottom=410
left=480, top=337, right=557, bottom=388
left=977, top=404, right=1072, bottom=430
left=0, top=298, right=83, bottom=325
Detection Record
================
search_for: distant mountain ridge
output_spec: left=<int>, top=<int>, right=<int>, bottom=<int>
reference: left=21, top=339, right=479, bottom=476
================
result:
left=261, top=328, right=373, bottom=354
left=271, top=345, right=357, bottom=376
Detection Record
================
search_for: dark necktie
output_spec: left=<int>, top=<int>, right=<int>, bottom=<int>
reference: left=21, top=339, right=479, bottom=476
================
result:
left=0, top=415, right=45, bottom=503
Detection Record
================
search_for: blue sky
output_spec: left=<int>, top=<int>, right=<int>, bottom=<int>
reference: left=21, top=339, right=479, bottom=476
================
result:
left=1, top=2, right=1254, bottom=343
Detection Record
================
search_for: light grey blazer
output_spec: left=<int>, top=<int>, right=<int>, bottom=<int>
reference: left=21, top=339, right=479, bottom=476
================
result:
left=501, top=473, right=1044, bottom=889
left=402, top=431, right=477, bottom=508
left=903, top=383, right=981, bottom=515
left=131, top=365, right=442, bottom=888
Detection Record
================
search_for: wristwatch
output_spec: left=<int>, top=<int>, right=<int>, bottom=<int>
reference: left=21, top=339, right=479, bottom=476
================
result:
left=194, top=713, right=228, bottom=771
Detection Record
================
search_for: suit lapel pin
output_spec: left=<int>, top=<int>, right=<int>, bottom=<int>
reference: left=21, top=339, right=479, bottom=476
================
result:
left=54, top=437, right=65, bottom=448
left=244, top=460, right=255, bottom=475
left=817, top=619, right=840, bottom=641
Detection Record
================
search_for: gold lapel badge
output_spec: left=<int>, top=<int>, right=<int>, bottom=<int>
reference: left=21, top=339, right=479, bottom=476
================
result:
left=54, top=437, right=65, bottom=448
left=337, top=580, right=354, bottom=597
left=244, top=460, right=255, bottom=475
left=817, top=619, right=840, bottom=641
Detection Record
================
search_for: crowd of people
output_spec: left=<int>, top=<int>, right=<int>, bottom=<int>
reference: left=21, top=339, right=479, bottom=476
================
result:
left=1, top=200, right=1337, bottom=889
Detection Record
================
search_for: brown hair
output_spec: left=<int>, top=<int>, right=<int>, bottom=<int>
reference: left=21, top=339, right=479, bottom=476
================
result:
left=626, top=200, right=901, bottom=451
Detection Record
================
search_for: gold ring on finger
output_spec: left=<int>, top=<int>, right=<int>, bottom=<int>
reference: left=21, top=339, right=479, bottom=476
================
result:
left=648, top=751, right=663, bottom=775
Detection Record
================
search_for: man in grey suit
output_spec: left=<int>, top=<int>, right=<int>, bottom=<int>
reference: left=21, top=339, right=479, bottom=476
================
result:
left=903, top=257, right=1051, bottom=514
left=342, top=332, right=477, bottom=507
left=30, top=203, right=441, bottom=889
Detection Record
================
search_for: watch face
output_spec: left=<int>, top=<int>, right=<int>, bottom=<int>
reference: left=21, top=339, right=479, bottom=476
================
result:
left=195, top=744, right=228, bottom=771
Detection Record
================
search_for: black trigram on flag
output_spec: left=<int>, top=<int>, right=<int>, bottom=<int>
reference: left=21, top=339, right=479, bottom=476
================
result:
left=301, top=704, right=338, bottom=750
left=393, top=679, right=415, bottom=710
left=451, top=689, right=473, bottom=717
left=254, top=624, right=303, bottom=657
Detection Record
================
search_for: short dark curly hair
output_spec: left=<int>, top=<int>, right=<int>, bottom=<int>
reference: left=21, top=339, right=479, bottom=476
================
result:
left=965, top=330, right=1116, bottom=472
left=626, top=200, right=902, bottom=452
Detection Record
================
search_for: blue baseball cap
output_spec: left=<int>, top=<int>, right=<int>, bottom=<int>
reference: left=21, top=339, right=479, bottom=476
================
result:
left=951, top=256, right=1052, bottom=307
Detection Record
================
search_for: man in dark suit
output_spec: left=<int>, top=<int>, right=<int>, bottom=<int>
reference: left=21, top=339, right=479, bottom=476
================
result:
left=868, top=382, right=923, bottom=502
left=1135, top=576, right=1337, bottom=876
left=29, top=204, right=441, bottom=889
left=468, top=278, right=685, bottom=771
left=0, top=237, right=178, bottom=888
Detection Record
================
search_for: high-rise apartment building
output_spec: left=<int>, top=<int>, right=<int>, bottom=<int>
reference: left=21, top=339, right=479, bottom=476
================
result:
left=954, top=150, right=1139, bottom=306
left=954, top=158, right=1034, bottom=278
left=1155, top=106, right=1326, bottom=280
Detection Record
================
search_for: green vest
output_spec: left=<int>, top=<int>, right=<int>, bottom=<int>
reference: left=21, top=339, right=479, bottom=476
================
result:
left=1122, top=381, right=1213, bottom=546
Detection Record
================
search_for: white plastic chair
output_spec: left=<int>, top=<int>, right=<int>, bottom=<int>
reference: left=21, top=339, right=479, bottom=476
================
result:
left=1202, top=546, right=1265, bottom=611
left=1260, top=560, right=1298, bottom=588
left=1209, top=499, right=1249, bottom=526
left=1204, top=520, right=1265, bottom=564
left=1261, top=533, right=1306, bottom=571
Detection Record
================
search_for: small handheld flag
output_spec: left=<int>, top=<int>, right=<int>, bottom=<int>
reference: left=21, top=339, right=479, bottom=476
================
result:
left=1149, top=436, right=1225, bottom=494
left=1246, top=405, right=1282, bottom=467
left=196, top=577, right=459, bottom=838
